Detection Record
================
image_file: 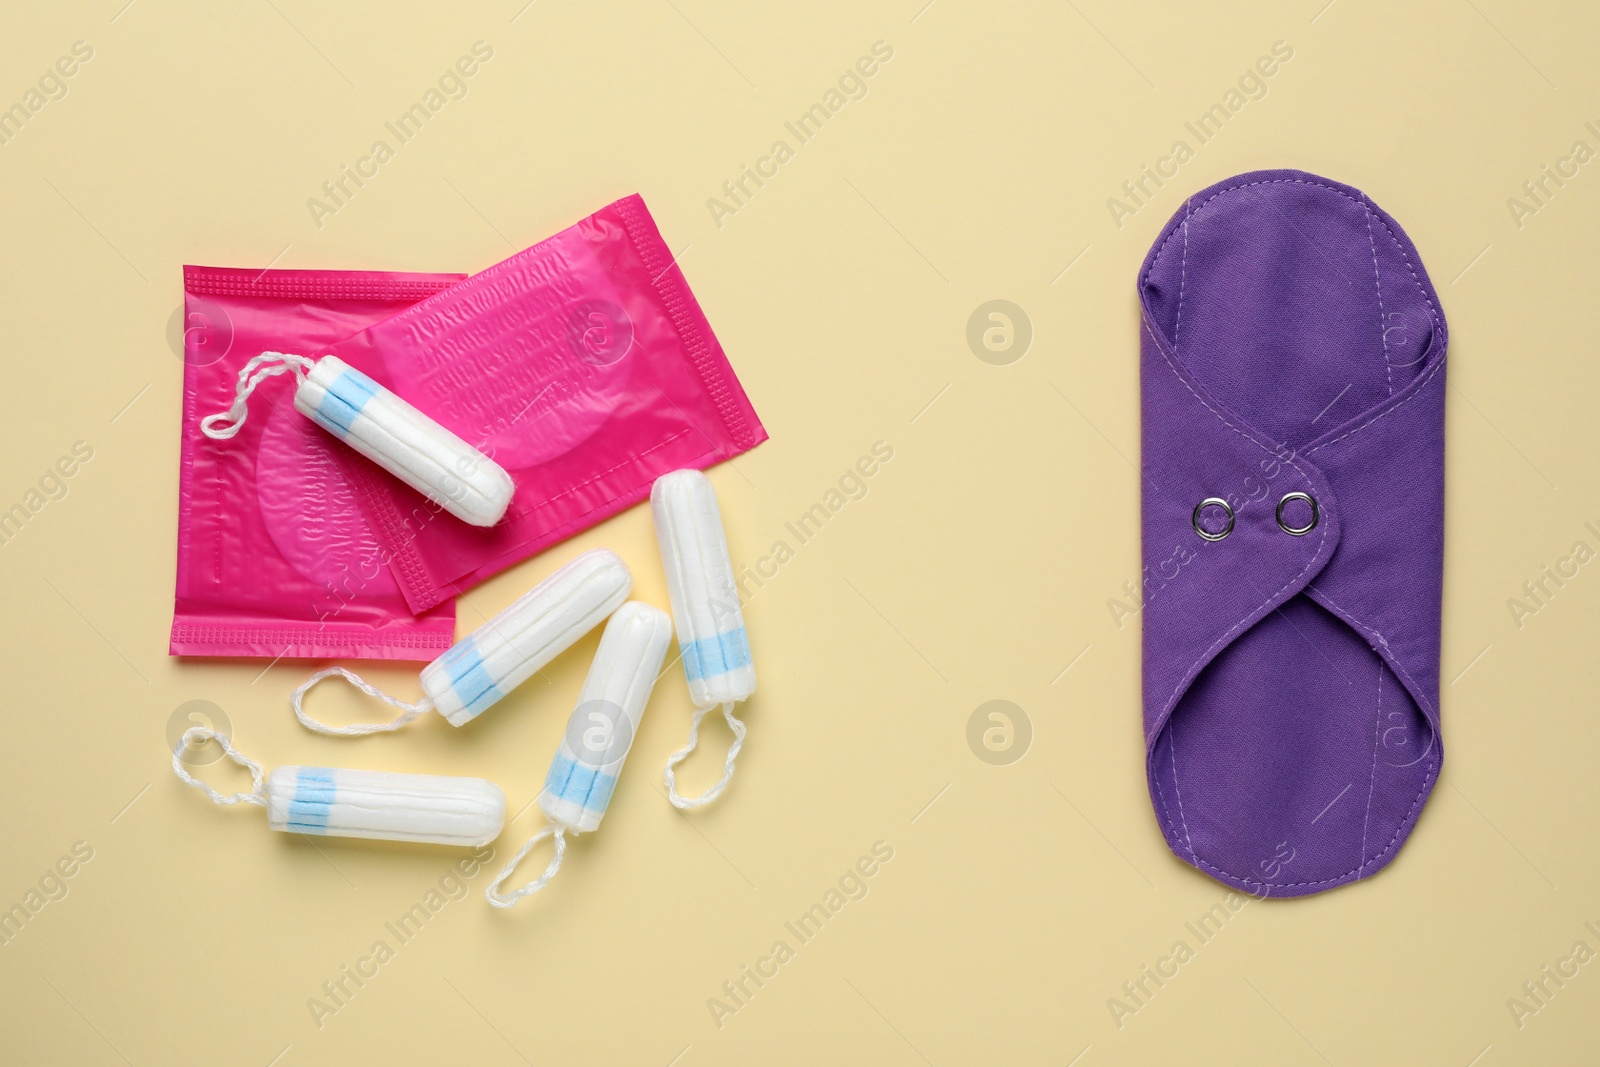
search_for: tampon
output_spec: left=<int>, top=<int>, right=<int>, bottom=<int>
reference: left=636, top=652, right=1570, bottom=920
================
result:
left=267, top=767, right=504, bottom=846
left=201, top=352, right=514, bottom=527
left=539, top=602, right=673, bottom=833
left=172, top=728, right=505, bottom=848
left=485, top=602, right=672, bottom=907
left=650, top=469, right=755, bottom=808
left=293, top=548, right=633, bottom=734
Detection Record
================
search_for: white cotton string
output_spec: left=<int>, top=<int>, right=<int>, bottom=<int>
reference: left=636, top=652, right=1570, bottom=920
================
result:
left=484, top=825, right=567, bottom=908
left=292, top=667, right=434, bottom=736
left=200, top=352, right=316, bottom=439
left=171, top=727, right=269, bottom=808
left=663, top=701, right=746, bottom=809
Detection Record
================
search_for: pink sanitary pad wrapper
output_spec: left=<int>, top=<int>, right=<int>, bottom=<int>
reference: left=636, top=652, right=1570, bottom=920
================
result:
left=327, top=194, right=767, bottom=612
left=172, top=267, right=463, bottom=661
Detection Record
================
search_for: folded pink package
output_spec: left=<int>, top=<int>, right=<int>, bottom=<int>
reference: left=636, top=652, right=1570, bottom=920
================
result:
left=172, top=267, right=462, bottom=662
left=324, top=194, right=767, bottom=612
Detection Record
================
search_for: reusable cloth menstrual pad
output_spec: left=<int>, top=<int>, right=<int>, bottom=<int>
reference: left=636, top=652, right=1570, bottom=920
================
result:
left=1138, top=169, right=1448, bottom=897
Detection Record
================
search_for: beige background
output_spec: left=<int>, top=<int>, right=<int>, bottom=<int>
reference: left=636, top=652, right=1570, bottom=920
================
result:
left=2, top=0, right=1598, bottom=1063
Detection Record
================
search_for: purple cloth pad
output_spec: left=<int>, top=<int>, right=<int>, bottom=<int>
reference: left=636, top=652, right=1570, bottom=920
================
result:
left=1138, top=169, right=1447, bottom=897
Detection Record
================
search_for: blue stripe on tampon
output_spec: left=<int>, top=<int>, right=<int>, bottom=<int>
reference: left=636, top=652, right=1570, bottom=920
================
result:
left=544, top=752, right=572, bottom=794
left=544, top=753, right=618, bottom=815
left=547, top=753, right=597, bottom=804
left=286, top=768, right=336, bottom=833
left=582, top=771, right=617, bottom=813
left=544, top=752, right=577, bottom=797
left=681, top=627, right=751, bottom=682
left=438, top=637, right=504, bottom=719
left=313, top=367, right=381, bottom=437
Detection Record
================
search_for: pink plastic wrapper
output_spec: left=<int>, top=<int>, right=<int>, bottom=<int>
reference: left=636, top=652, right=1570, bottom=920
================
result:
left=327, top=194, right=767, bottom=612
left=172, top=267, right=463, bottom=661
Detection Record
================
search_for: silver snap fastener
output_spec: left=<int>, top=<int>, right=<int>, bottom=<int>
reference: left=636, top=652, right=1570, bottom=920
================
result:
left=1192, top=497, right=1234, bottom=542
left=1276, top=492, right=1319, bottom=536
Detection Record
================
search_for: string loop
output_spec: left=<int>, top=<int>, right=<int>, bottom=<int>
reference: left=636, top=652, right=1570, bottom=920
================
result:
left=171, top=727, right=268, bottom=807
left=200, top=352, right=316, bottom=439
left=485, top=825, right=567, bottom=908
left=292, top=667, right=434, bottom=736
left=663, top=701, right=746, bottom=809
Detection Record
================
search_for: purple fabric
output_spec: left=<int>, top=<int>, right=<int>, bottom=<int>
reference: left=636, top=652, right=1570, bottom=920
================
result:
left=1138, top=169, right=1447, bottom=897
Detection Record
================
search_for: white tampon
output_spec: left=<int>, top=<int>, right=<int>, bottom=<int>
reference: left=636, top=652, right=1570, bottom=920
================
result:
left=172, top=728, right=505, bottom=847
left=485, top=602, right=672, bottom=908
left=538, top=602, right=673, bottom=834
left=650, top=469, right=755, bottom=809
left=200, top=352, right=514, bottom=527
left=292, top=549, right=632, bottom=734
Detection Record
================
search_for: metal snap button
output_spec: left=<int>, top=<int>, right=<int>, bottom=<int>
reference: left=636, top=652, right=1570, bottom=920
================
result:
left=1276, top=492, right=1319, bottom=536
left=1192, top=497, right=1234, bottom=542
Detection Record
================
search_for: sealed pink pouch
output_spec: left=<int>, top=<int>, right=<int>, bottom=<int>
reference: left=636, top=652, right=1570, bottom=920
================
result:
left=326, top=195, right=767, bottom=612
left=172, top=267, right=463, bottom=661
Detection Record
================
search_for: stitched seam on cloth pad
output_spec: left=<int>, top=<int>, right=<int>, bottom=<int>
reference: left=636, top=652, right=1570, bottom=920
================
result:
left=1305, top=356, right=1445, bottom=457
left=1169, top=717, right=1195, bottom=861
left=1140, top=177, right=1441, bottom=331
left=1308, top=585, right=1439, bottom=721
left=1362, top=196, right=1395, bottom=397
left=1151, top=750, right=1186, bottom=862
left=1360, top=659, right=1384, bottom=871
left=1174, top=199, right=1190, bottom=353
left=1187, top=750, right=1438, bottom=890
